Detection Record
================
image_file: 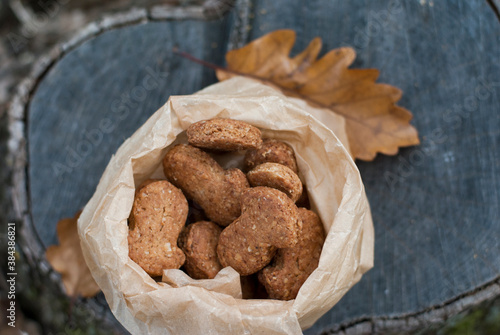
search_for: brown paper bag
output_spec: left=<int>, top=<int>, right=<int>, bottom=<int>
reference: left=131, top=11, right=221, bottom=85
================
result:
left=78, top=77, right=374, bottom=334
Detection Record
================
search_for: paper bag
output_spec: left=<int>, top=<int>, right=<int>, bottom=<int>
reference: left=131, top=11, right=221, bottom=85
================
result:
left=78, top=76, right=374, bottom=334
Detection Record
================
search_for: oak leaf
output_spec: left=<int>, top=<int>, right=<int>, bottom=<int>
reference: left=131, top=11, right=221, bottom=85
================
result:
left=216, top=29, right=419, bottom=160
left=45, top=211, right=100, bottom=298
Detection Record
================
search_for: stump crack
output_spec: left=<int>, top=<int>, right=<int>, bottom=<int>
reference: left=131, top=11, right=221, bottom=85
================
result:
left=486, top=0, right=500, bottom=22
left=321, top=277, right=500, bottom=334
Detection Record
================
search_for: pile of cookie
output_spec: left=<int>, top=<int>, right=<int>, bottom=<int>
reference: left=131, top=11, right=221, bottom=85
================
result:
left=128, top=119, right=325, bottom=300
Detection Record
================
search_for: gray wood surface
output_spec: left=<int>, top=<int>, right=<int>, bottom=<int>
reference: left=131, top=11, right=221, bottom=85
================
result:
left=29, top=19, right=231, bottom=245
left=17, top=0, right=500, bottom=333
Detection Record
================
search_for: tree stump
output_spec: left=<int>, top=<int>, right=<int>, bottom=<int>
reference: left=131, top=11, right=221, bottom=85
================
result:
left=7, top=0, right=500, bottom=334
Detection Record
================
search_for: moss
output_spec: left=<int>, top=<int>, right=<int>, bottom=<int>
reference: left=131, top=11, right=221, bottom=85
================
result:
left=482, top=301, right=500, bottom=335
left=439, top=309, right=485, bottom=335
left=416, top=296, right=500, bottom=335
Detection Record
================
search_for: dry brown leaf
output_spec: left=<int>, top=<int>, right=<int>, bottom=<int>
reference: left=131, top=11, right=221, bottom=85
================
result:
left=216, top=29, right=420, bottom=160
left=45, top=211, right=100, bottom=298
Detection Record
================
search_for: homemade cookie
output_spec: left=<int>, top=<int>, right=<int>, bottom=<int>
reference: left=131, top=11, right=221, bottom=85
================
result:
left=244, top=139, right=298, bottom=173
left=187, top=118, right=262, bottom=151
left=217, top=187, right=302, bottom=276
left=163, top=144, right=249, bottom=226
left=258, top=208, right=325, bottom=300
left=128, top=180, right=188, bottom=277
left=247, top=162, right=303, bottom=202
left=178, top=221, right=223, bottom=279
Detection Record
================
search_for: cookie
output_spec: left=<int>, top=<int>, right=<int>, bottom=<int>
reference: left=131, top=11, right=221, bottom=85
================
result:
left=128, top=180, right=188, bottom=277
left=187, top=118, right=262, bottom=151
left=247, top=162, right=303, bottom=202
left=217, top=187, right=301, bottom=276
left=163, top=144, right=249, bottom=226
left=258, top=208, right=325, bottom=300
left=178, top=221, right=223, bottom=279
left=244, top=139, right=298, bottom=173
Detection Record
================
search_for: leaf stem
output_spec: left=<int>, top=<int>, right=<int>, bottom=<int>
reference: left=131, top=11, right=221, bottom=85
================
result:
left=172, top=48, right=415, bottom=142
left=172, top=47, right=229, bottom=73
left=172, top=47, right=270, bottom=83
left=172, top=47, right=342, bottom=112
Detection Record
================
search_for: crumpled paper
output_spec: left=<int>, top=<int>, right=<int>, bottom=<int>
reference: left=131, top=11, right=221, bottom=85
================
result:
left=78, top=76, right=374, bottom=334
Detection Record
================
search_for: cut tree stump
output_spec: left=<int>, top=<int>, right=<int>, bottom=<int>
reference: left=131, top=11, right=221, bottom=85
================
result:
left=7, top=0, right=500, bottom=334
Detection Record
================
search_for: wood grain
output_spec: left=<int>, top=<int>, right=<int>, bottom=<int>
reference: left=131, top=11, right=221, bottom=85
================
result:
left=12, top=0, right=500, bottom=333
